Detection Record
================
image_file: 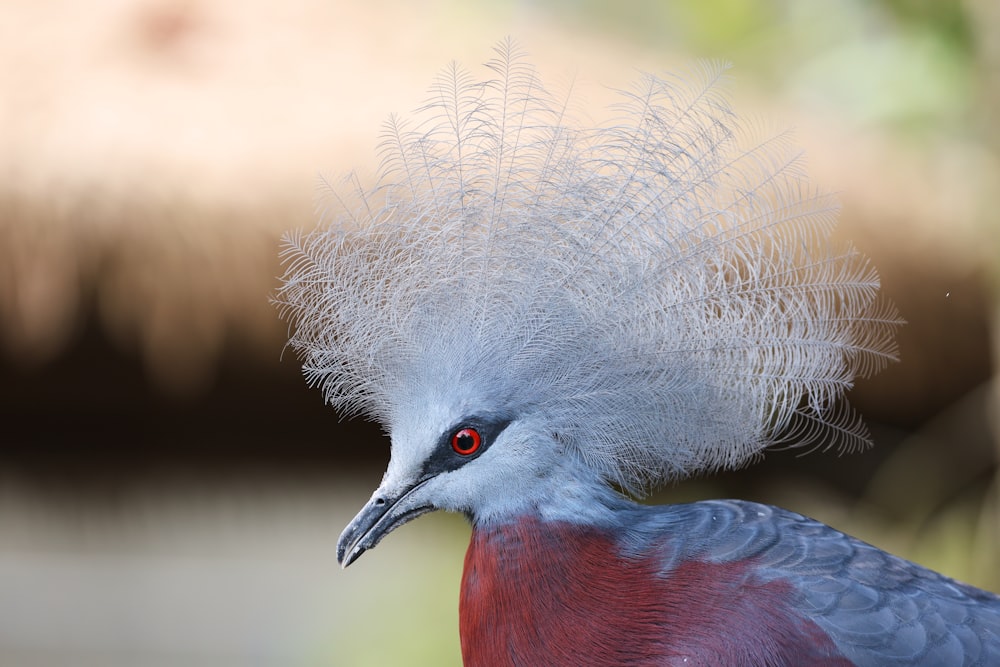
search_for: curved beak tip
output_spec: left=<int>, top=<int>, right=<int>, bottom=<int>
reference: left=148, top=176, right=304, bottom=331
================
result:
left=337, top=540, right=365, bottom=568
left=336, top=523, right=364, bottom=568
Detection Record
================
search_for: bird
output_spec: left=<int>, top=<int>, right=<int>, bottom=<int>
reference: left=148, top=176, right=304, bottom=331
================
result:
left=276, top=40, right=1000, bottom=666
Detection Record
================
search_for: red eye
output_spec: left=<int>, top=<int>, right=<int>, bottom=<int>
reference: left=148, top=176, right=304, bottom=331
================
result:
left=451, top=427, right=482, bottom=456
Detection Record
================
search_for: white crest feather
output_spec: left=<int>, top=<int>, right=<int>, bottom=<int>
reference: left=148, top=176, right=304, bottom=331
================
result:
left=276, top=40, right=900, bottom=493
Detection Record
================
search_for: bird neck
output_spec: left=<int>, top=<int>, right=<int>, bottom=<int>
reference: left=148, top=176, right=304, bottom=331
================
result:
left=464, top=462, right=630, bottom=527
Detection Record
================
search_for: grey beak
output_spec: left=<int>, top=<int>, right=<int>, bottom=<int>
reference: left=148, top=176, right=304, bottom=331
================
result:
left=337, top=479, right=435, bottom=567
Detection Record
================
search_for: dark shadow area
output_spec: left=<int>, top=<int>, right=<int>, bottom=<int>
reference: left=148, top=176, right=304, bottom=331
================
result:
left=2, top=297, right=993, bottom=512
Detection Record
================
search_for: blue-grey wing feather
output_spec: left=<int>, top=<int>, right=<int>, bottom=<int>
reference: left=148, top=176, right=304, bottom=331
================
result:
left=619, top=500, right=1000, bottom=666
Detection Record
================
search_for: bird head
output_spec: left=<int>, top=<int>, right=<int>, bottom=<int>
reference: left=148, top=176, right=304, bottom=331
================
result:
left=335, top=411, right=573, bottom=567
left=275, top=41, right=900, bottom=567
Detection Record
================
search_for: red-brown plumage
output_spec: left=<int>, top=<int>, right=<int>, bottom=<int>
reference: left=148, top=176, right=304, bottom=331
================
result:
left=460, top=515, right=852, bottom=666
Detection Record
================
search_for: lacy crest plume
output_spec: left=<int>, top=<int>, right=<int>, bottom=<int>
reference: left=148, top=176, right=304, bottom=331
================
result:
left=276, top=40, right=900, bottom=493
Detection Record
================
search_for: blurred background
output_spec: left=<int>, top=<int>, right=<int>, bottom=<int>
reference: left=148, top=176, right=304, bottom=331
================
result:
left=1, top=0, right=998, bottom=665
